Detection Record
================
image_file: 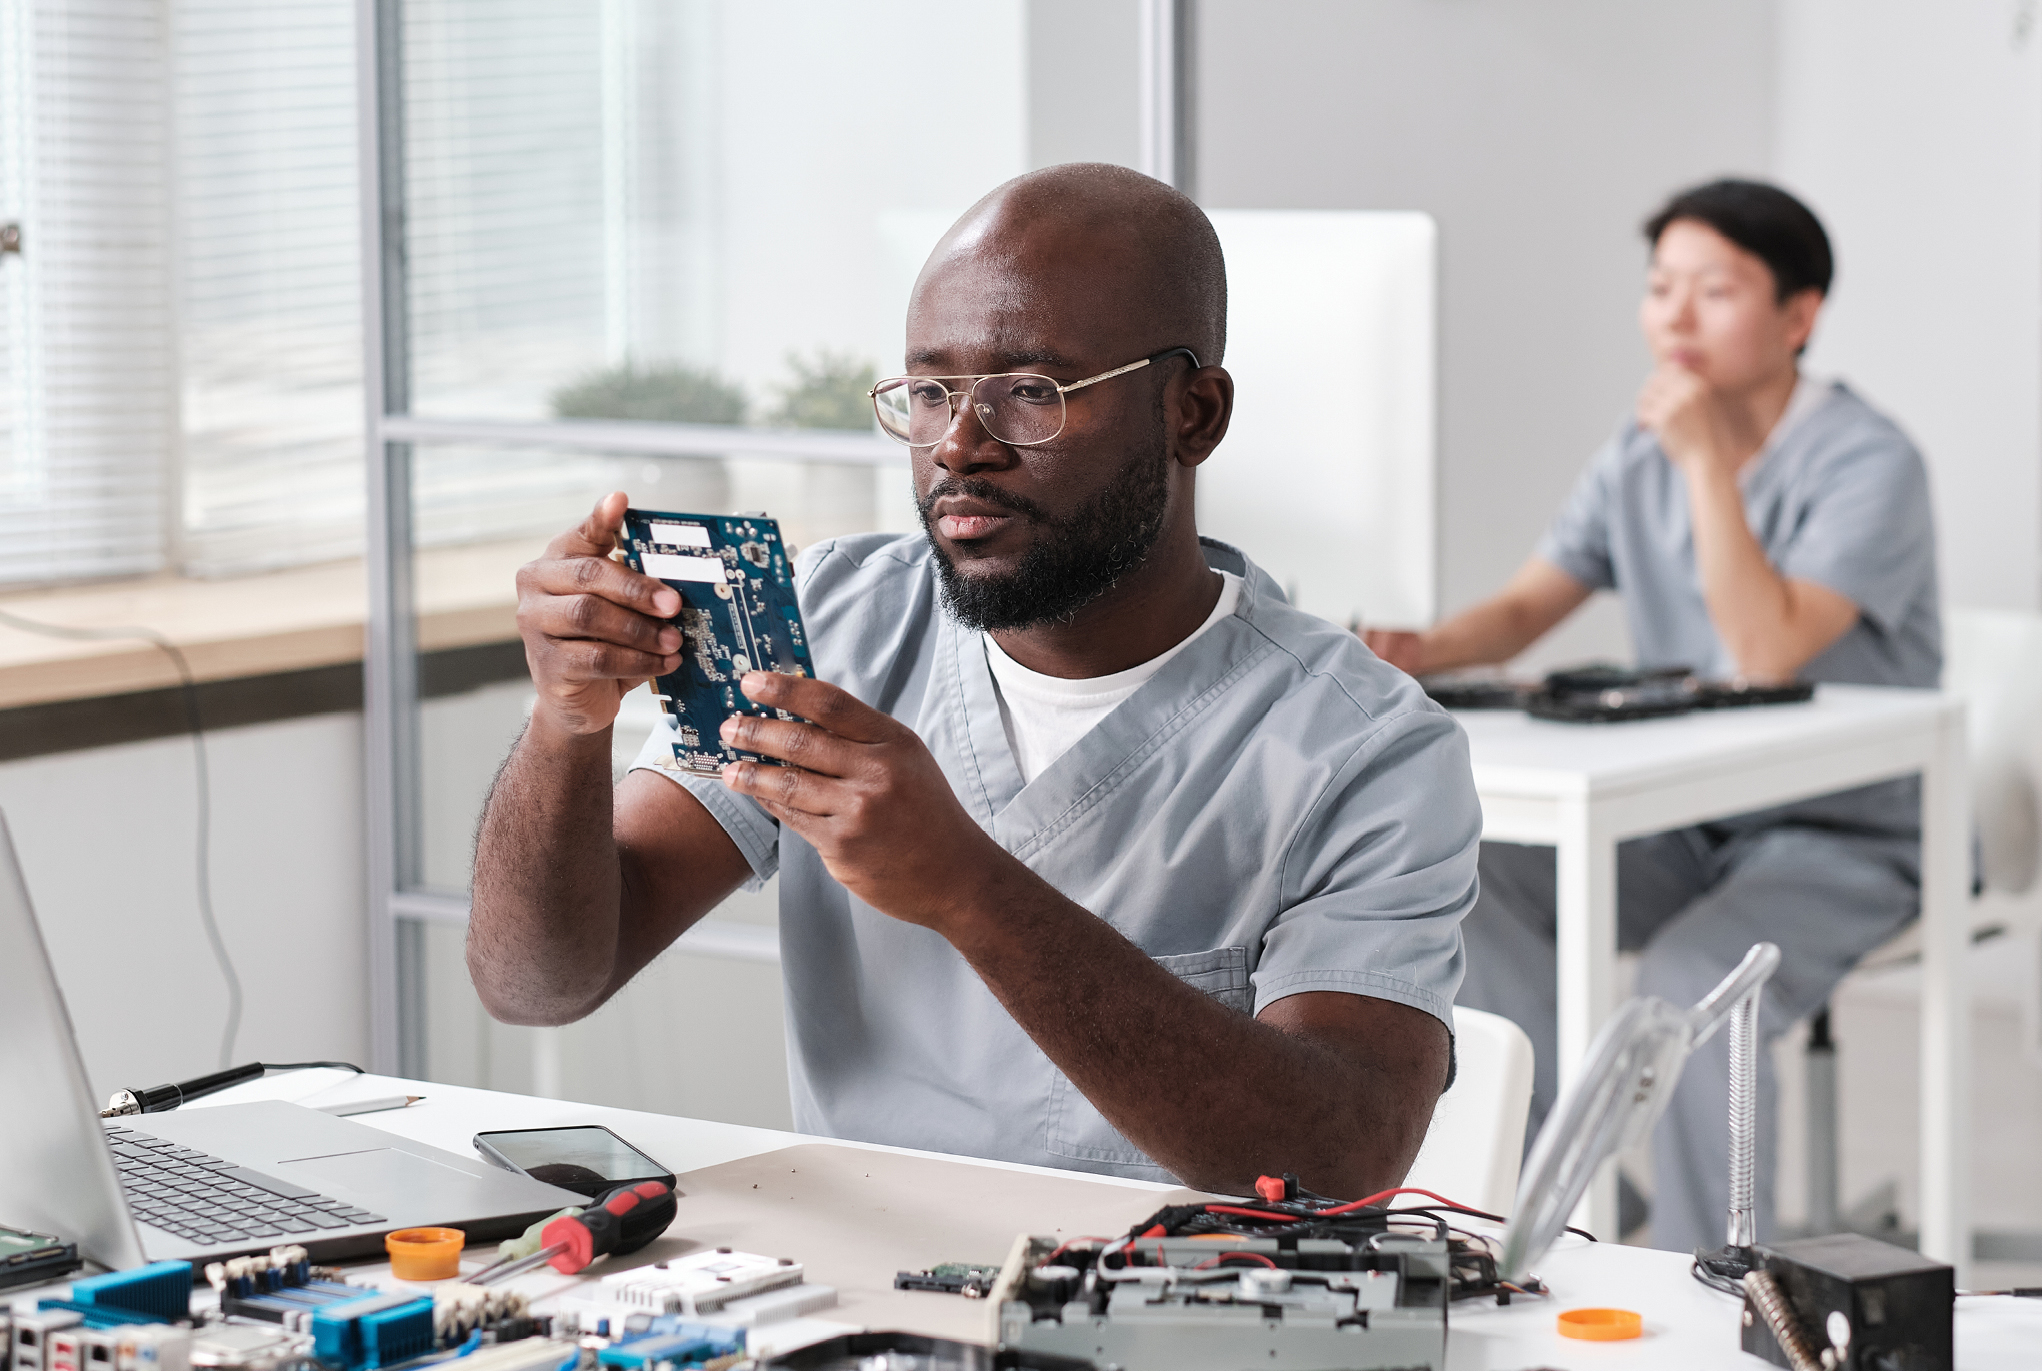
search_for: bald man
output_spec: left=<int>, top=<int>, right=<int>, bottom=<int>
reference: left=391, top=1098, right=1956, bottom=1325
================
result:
left=469, top=164, right=1482, bottom=1198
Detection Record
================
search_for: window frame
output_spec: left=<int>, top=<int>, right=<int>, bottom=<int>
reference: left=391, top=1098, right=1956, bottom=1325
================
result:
left=355, top=0, right=1190, bottom=1072
left=356, top=0, right=906, bottom=1072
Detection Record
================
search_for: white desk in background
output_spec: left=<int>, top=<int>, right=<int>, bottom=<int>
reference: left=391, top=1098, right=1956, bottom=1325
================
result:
left=190, top=1070, right=2036, bottom=1368
left=1455, top=684, right=1971, bottom=1269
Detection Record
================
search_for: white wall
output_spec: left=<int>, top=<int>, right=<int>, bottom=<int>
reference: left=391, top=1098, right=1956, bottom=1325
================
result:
left=1774, top=0, right=2042, bottom=612
left=1195, top=0, right=1775, bottom=661
left=0, top=714, right=369, bottom=1102
left=0, top=688, right=797, bottom=1131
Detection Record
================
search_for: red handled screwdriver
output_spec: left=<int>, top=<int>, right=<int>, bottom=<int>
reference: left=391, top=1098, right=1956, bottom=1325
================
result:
left=468, top=1181, right=678, bottom=1285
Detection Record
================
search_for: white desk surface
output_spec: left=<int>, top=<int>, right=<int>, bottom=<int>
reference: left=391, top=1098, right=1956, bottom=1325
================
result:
left=185, top=1070, right=2038, bottom=1369
left=1457, top=682, right=1948, bottom=798
left=1451, top=682, right=1971, bottom=1266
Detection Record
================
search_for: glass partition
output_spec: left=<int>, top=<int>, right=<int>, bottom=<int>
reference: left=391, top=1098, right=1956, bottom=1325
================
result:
left=398, top=0, right=1028, bottom=425
left=364, top=0, right=1020, bottom=1092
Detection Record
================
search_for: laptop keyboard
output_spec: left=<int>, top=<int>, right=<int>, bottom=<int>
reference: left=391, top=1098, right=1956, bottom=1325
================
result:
left=104, top=1125, right=385, bottom=1248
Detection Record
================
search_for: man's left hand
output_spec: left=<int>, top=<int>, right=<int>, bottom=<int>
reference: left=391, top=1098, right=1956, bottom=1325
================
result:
left=1636, top=363, right=1740, bottom=478
left=717, top=672, right=1015, bottom=929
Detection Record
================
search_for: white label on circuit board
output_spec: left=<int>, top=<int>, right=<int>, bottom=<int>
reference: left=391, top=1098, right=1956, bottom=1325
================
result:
left=641, top=552, right=728, bottom=582
left=647, top=522, right=713, bottom=548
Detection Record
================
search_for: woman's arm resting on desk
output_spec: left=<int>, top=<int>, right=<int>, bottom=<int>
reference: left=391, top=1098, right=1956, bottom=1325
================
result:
left=468, top=494, right=754, bottom=1027
left=1364, top=558, right=1591, bottom=676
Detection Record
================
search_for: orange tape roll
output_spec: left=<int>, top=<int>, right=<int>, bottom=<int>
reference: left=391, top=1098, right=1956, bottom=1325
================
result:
left=1557, top=1307, right=1643, bottom=1341
left=386, top=1226, right=466, bottom=1281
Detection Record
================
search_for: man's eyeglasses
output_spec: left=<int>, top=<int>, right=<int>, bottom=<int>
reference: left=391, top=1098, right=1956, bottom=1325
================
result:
left=867, top=347, right=1200, bottom=448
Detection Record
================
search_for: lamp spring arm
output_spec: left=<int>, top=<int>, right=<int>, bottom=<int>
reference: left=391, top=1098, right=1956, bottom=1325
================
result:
left=1727, top=985, right=1761, bottom=1248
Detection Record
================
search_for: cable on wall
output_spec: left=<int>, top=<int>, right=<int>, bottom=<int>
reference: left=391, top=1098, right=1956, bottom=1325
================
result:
left=0, top=606, right=243, bottom=1067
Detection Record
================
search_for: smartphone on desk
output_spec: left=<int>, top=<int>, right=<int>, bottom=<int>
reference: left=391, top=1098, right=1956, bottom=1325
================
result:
left=473, top=1125, right=678, bottom=1199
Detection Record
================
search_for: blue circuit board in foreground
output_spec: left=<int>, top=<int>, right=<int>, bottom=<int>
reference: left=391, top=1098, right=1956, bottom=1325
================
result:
left=620, top=509, right=812, bottom=775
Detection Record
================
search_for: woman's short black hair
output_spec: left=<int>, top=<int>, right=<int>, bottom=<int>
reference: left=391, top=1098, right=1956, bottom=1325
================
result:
left=1644, top=179, right=1833, bottom=302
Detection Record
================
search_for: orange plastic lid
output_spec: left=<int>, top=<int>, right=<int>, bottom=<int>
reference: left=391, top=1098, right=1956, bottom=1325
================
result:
left=386, top=1226, right=466, bottom=1281
left=1557, top=1307, right=1643, bottom=1341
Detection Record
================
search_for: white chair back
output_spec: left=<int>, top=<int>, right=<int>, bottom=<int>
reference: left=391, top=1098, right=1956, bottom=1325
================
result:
left=1403, top=1005, right=1535, bottom=1216
left=1947, top=608, right=2042, bottom=896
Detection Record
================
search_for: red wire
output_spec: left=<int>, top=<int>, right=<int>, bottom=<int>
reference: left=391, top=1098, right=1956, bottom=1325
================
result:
left=1202, top=1187, right=1488, bottom=1223
left=1315, top=1186, right=1479, bottom=1216
left=1042, top=1236, right=1109, bottom=1264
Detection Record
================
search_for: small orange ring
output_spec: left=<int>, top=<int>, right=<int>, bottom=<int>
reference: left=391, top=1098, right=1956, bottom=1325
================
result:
left=386, top=1226, right=466, bottom=1281
left=1557, top=1306, right=1643, bottom=1340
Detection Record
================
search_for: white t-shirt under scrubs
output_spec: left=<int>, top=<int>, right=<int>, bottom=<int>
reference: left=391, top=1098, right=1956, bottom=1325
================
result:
left=984, top=571, right=1244, bottom=784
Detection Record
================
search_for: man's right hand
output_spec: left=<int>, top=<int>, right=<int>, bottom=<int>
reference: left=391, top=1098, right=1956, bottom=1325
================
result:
left=1361, top=628, right=1429, bottom=676
left=516, top=492, right=685, bottom=736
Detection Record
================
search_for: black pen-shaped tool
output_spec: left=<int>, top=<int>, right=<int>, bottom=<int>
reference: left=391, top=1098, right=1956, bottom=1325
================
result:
left=101, top=1060, right=365, bottom=1116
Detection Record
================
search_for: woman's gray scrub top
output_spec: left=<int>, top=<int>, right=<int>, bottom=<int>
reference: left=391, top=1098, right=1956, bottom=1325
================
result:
left=1536, top=378, right=1940, bottom=838
left=633, top=532, right=1482, bottom=1182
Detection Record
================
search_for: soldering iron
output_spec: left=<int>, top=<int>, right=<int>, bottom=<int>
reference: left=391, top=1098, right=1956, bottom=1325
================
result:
left=100, top=1060, right=364, bottom=1116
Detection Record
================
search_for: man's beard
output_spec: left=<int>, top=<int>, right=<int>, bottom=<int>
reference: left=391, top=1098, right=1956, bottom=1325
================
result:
left=916, top=432, right=1174, bottom=633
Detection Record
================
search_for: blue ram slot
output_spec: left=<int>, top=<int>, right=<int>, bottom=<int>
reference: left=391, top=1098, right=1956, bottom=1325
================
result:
left=224, top=1280, right=377, bottom=1323
left=597, top=1326, right=745, bottom=1370
left=67, top=1263, right=192, bottom=1323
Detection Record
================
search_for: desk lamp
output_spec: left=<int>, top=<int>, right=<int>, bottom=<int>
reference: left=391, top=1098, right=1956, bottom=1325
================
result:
left=1497, top=941, right=1783, bottom=1284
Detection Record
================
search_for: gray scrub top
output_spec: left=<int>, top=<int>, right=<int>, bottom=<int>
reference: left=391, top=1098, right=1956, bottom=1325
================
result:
left=632, top=533, right=1482, bottom=1181
left=1536, top=378, right=1941, bottom=837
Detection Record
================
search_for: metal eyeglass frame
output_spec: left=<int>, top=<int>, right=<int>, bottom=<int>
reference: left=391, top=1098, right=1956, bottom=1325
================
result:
left=867, top=346, right=1200, bottom=448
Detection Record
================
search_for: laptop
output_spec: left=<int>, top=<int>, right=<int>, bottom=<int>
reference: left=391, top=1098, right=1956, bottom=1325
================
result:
left=0, top=811, right=583, bottom=1269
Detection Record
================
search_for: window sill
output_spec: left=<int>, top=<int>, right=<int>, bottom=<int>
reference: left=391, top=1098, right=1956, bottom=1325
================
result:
left=0, top=540, right=534, bottom=710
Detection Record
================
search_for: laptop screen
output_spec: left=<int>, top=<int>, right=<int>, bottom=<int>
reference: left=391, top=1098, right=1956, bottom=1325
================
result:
left=0, top=811, right=149, bottom=1269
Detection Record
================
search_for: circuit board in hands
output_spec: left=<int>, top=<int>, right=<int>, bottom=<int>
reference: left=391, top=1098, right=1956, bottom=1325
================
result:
left=620, top=509, right=813, bottom=776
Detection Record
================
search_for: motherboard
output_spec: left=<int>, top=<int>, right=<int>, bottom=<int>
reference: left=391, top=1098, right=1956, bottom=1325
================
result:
left=619, top=509, right=814, bottom=776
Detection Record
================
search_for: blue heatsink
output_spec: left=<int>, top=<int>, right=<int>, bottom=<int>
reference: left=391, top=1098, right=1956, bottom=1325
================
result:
left=67, top=1262, right=193, bottom=1324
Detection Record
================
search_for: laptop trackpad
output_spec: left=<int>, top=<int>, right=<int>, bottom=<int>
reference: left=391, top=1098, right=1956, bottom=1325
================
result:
left=276, top=1149, right=476, bottom=1211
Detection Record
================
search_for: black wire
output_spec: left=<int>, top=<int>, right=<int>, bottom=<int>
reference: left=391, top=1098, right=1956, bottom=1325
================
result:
left=1692, top=1257, right=1747, bottom=1297
left=265, top=1061, right=365, bottom=1075
left=0, top=607, right=242, bottom=1067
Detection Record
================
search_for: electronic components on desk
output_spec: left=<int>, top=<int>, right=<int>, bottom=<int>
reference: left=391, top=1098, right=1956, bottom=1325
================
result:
left=989, top=1230, right=1449, bottom=1371
left=1739, top=1234, right=1953, bottom=1371
left=430, top=1285, right=546, bottom=1346
left=44, top=1324, right=192, bottom=1371
left=13, top=1310, right=83, bottom=1371
left=761, top=1332, right=1097, bottom=1370
left=66, top=1326, right=192, bottom=1371
left=185, top=1325, right=307, bottom=1371
left=0, top=1225, right=83, bottom=1292
left=619, top=509, right=815, bottom=776
left=594, top=1250, right=813, bottom=1318
left=206, top=1250, right=359, bottom=1330
left=436, top=1339, right=578, bottom=1371
left=66, top=1263, right=194, bottom=1325
left=205, top=1248, right=545, bottom=1351
left=593, top=1320, right=743, bottom=1371
left=894, top=1266, right=1002, bottom=1300
left=308, top=1292, right=435, bottom=1371
left=1422, top=662, right=1816, bottom=723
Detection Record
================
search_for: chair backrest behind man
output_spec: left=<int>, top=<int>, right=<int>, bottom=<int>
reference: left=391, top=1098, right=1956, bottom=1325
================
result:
left=1404, top=1006, right=1535, bottom=1215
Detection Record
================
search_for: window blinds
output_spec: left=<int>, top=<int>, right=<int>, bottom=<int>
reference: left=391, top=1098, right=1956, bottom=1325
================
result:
left=0, top=0, right=176, bottom=587
left=174, top=0, right=365, bottom=577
